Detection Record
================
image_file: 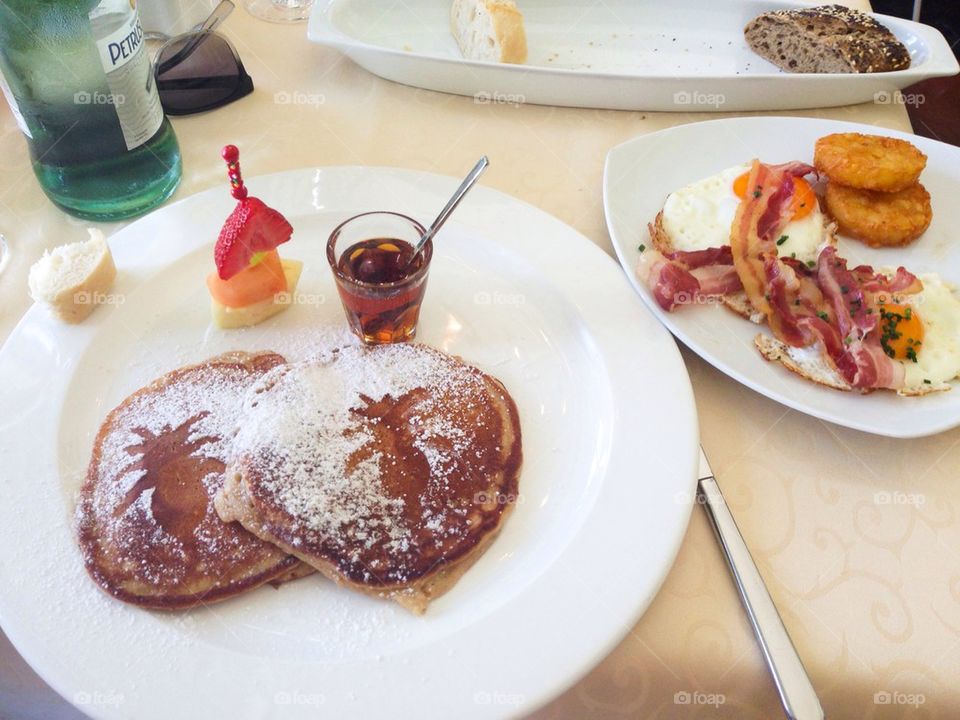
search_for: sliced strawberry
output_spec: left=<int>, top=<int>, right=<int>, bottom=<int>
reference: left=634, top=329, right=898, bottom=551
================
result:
left=215, top=197, right=293, bottom=280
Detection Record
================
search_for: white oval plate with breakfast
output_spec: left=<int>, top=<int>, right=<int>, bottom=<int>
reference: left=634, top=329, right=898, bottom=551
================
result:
left=307, top=0, right=957, bottom=112
left=0, top=167, right=698, bottom=719
left=604, top=116, right=960, bottom=438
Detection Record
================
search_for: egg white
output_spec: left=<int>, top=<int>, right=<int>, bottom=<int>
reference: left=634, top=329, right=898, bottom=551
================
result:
left=660, top=163, right=830, bottom=264
left=896, top=274, right=960, bottom=389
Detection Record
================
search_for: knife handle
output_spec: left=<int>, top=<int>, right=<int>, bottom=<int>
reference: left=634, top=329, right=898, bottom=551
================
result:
left=698, top=476, right=824, bottom=720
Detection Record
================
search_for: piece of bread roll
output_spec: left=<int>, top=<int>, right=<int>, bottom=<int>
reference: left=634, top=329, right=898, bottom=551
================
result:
left=744, top=4, right=911, bottom=73
left=451, top=0, right=527, bottom=65
left=28, top=228, right=117, bottom=323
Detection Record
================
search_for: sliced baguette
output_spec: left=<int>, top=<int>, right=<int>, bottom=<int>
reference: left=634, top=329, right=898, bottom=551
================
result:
left=744, top=5, right=911, bottom=74
left=451, top=0, right=527, bottom=64
left=28, top=228, right=117, bottom=324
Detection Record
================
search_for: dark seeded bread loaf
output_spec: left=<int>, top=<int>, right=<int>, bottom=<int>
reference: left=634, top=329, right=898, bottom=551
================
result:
left=744, top=4, right=911, bottom=73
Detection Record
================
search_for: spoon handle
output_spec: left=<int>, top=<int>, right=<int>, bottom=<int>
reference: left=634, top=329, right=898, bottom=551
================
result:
left=413, top=156, right=489, bottom=257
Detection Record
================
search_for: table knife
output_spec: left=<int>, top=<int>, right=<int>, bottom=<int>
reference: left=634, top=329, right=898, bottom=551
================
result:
left=698, top=447, right=825, bottom=720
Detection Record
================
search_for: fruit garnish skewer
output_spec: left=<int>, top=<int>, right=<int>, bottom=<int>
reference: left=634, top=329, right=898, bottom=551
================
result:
left=206, top=145, right=302, bottom=328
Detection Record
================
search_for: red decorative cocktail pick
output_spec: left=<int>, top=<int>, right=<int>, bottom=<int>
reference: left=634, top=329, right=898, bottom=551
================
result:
left=221, top=144, right=248, bottom=200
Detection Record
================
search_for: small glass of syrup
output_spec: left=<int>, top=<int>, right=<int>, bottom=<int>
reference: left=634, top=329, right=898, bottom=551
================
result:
left=327, top=211, right=433, bottom=344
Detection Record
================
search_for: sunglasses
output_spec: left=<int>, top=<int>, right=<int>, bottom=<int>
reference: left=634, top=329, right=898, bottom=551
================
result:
left=152, top=1, right=254, bottom=116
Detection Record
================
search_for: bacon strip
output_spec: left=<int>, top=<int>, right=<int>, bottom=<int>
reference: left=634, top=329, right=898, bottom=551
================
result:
left=665, top=246, right=734, bottom=269
left=727, top=162, right=907, bottom=391
left=853, top=265, right=923, bottom=296
left=641, top=159, right=915, bottom=392
left=691, top=264, right=742, bottom=296
left=816, top=248, right=876, bottom=337
left=640, top=240, right=741, bottom=310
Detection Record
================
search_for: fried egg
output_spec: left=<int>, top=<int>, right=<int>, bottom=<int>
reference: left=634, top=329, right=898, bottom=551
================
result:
left=760, top=272, right=960, bottom=394
left=880, top=273, right=960, bottom=391
left=660, top=163, right=831, bottom=264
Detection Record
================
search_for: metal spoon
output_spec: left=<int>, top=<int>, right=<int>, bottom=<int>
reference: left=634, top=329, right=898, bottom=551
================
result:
left=407, top=156, right=489, bottom=266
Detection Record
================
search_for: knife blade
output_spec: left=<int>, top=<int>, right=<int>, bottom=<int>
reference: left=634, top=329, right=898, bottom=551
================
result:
left=698, top=447, right=825, bottom=720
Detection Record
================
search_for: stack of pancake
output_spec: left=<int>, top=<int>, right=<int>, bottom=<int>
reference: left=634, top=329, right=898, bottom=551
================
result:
left=77, top=343, right=521, bottom=614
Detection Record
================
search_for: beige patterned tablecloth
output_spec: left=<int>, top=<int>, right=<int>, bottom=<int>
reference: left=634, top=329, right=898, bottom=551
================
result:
left=3, top=2, right=958, bottom=718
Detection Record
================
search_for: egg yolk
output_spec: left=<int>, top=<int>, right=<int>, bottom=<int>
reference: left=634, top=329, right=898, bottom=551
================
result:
left=733, top=172, right=816, bottom=220
left=878, top=303, right=924, bottom=362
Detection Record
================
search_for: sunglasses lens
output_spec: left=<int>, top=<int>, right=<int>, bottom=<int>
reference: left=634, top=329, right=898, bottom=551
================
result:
left=156, top=33, right=248, bottom=114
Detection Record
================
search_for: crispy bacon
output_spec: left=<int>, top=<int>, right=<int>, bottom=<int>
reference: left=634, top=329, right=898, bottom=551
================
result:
left=730, top=161, right=814, bottom=324
left=853, top=265, right=923, bottom=296
left=726, top=161, right=908, bottom=391
left=816, top=248, right=877, bottom=337
left=638, top=247, right=702, bottom=311
left=691, top=264, right=742, bottom=296
left=845, top=336, right=906, bottom=389
left=730, top=162, right=776, bottom=317
left=641, top=241, right=741, bottom=310
left=770, top=161, right=818, bottom=178
left=641, top=158, right=917, bottom=391
left=764, top=256, right=812, bottom=346
left=665, top=246, right=734, bottom=269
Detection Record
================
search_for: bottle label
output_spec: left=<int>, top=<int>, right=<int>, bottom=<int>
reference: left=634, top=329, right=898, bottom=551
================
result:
left=0, top=70, right=32, bottom=139
left=90, top=3, right=164, bottom=151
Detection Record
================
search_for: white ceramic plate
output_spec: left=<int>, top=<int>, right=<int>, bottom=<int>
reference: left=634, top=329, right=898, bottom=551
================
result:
left=604, top=116, right=960, bottom=438
left=307, top=0, right=958, bottom=112
left=0, top=167, right=698, bottom=719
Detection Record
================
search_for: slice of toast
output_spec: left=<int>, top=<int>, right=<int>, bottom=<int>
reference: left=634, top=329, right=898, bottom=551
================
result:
left=744, top=5, right=911, bottom=74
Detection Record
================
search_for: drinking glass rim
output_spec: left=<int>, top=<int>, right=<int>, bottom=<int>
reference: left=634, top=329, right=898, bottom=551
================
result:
left=326, top=211, right=433, bottom=290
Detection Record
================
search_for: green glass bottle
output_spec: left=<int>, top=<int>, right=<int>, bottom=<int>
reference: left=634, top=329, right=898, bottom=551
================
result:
left=0, top=0, right=182, bottom=221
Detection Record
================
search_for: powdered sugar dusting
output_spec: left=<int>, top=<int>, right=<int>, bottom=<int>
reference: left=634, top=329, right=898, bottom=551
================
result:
left=79, top=355, right=288, bottom=591
left=232, top=343, right=516, bottom=586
